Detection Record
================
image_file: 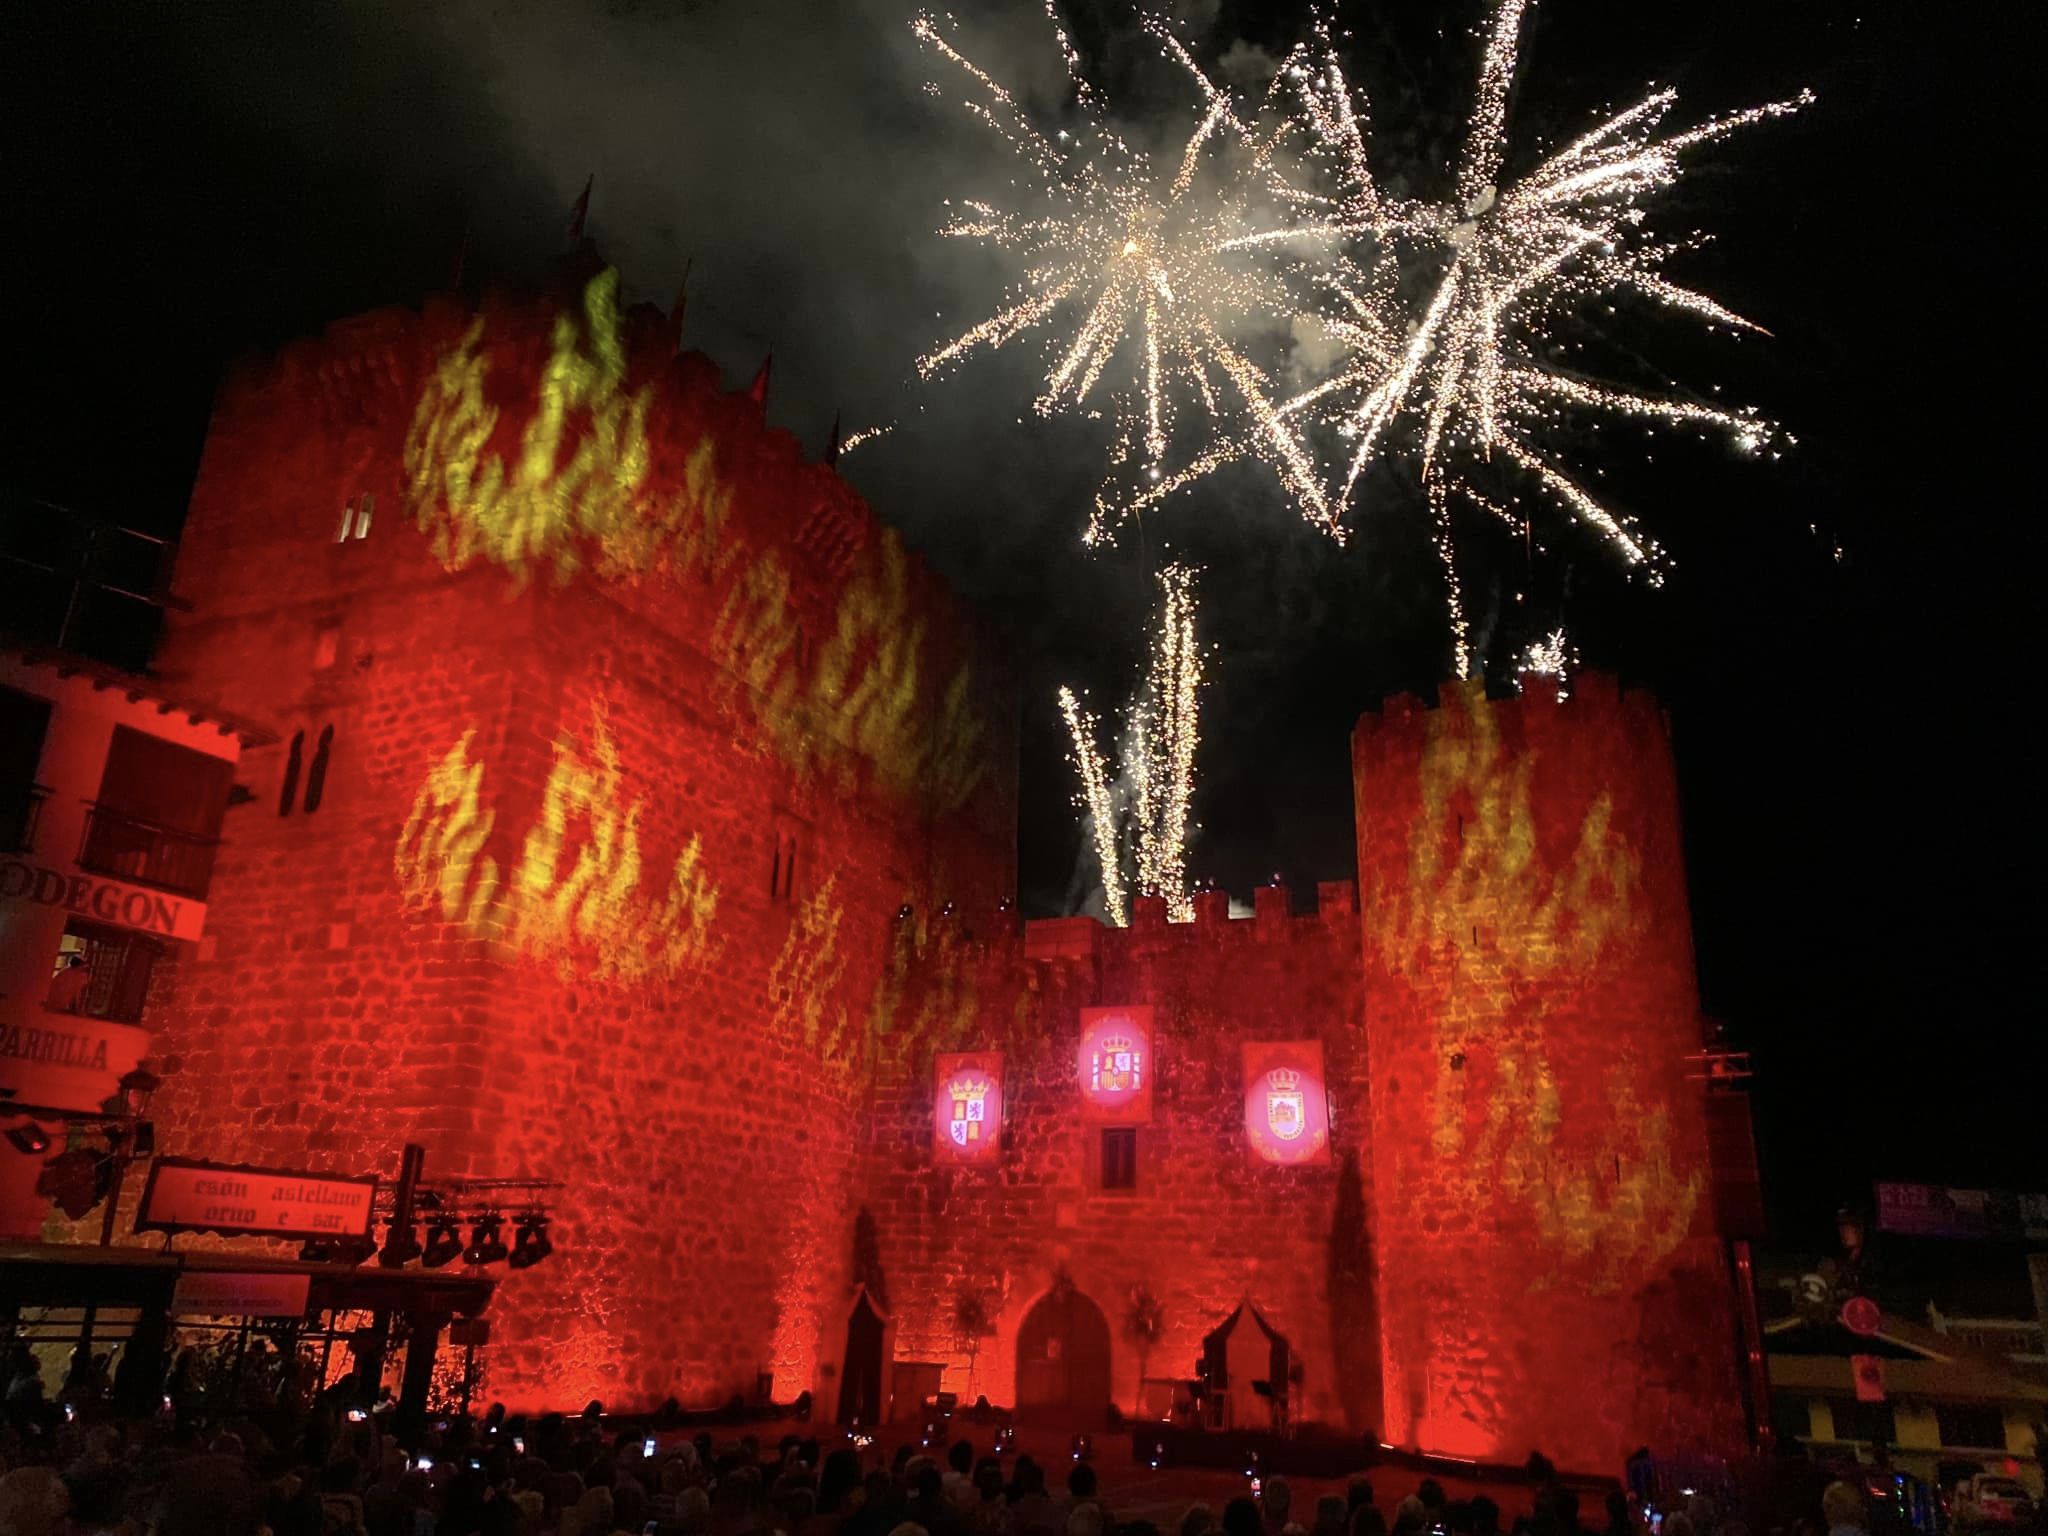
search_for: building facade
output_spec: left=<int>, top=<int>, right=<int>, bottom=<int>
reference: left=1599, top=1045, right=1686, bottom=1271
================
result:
left=21, top=262, right=1745, bottom=1473
left=2, top=648, right=253, bottom=1229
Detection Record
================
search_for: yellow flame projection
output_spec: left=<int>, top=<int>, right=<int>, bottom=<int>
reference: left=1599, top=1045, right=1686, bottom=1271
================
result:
left=710, top=551, right=809, bottom=765
left=404, top=270, right=736, bottom=587
left=649, top=834, right=721, bottom=975
left=866, top=907, right=981, bottom=1060
left=394, top=706, right=722, bottom=983
left=928, top=663, right=991, bottom=814
left=768, top=874, right=853, bottom=1066
left=396, top=731, right=503, bottom=931
left=813, top=538, right=926, bottom=795
left=402, top=266, right=991, bottom=814
left=710, top=534, right=988, bottom=812
left=1382, top=695, right=1698, bottom=1282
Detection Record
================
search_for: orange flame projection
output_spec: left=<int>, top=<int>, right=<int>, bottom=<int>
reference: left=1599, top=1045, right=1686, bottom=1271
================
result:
left=395, top=704, right=721, bottom=983
left=1381, top=693, right=1698, bottom=1282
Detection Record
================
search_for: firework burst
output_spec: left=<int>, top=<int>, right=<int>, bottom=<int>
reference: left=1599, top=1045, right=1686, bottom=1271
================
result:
left=912, top=8, right=1340, bottom=537
left=915, top=1, right=1807, bottom=674
left=1281, top=1, right=1808, bottom=672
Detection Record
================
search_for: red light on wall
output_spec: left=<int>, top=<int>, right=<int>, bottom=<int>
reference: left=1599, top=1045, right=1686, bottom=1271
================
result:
left=934, top=1052, right=1003, bottom=1163
left=1242, top=1041, right=1330, bottom=1166
left=1077, top=1006, right=1153, bottom=1123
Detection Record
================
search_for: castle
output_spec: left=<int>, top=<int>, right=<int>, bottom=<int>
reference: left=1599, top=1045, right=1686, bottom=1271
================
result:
left=76, top=260, right=1743, bottom=1471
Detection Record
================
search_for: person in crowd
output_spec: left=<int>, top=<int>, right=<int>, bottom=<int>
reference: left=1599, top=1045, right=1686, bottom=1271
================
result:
left=1260, top=1476, right=1296, bottom=1536
left=1820, top=1484, right=1866, bottom=1536
left=47, top=951, right=91, bottom=1013
left=945, top=1440, right=978, bottom=1509
left=0, top=1465, right=70, bottom=1536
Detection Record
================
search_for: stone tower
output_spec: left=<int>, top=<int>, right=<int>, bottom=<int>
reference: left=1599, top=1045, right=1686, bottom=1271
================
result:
left=1353, top=675, right=1743, bottom=1469
left=130, top=265, right=1015, bottom=1408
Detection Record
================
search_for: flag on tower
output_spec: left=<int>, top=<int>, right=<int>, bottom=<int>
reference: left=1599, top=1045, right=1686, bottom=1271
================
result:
left=667, top=260, right=692, bottom=355
left=566, top=175, right=593, bottom=245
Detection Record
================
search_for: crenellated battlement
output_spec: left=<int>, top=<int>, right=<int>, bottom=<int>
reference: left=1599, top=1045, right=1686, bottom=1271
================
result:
left=867, top=877, right=1362, bottom=974
left=1352, top=668, right=1668, bottom=750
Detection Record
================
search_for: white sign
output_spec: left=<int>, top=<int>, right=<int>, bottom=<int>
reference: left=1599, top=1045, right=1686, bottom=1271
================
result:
left=0, top=857, right=207, bottom=943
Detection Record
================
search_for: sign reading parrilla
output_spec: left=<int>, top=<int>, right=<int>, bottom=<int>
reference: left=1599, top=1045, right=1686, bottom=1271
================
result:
left=137, top=1157, right=379, bottom=1243
left=0, top=1010, right=152, bottom=1117
left=0, top=857, right=205, bottom=942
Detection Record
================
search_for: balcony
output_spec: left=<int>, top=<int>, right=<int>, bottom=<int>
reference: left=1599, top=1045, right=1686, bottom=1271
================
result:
left=3, top=783, right=48, bottom=853
left=76, top=802, right=220, bottom=899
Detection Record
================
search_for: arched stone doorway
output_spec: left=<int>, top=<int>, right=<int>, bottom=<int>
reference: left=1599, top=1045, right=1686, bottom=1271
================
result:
left=1015, top=1284, right=1112, bottom=1425
left=837, top=1289, right=886, bottom=1425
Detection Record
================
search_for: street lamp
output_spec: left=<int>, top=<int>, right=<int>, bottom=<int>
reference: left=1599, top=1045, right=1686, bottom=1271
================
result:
left=98, top=1067, right=160, bottom=1246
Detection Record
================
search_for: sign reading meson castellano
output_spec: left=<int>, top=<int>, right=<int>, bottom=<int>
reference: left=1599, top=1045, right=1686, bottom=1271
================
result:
left=0, top=1011, right=152, bottom=1117
left=137, top=1157, right=379, bottom=1242
left=0, top=857, right=206, bottom=943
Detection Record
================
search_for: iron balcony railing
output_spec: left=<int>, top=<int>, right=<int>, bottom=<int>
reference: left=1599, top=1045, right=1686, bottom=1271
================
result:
left=76, top=802, right=220, bottom=899
left=3, top=783, right=49, bottom=854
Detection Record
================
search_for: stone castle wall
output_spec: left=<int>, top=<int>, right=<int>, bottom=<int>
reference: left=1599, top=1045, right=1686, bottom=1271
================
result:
left=852, top=886, right=1379, bottom=1432
left=111, top=265, right=1016, bottom=1410
left=64, top=260, right=1746, bottom=1465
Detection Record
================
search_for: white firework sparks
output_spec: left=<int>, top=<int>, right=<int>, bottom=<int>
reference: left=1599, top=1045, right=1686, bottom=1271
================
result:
left=916, top=1, right=1807, bottom=675
left=1279, top=0, right=1810, bottom=670
left=1059, top=564, right=1205, bottom=925
left=912, top=8, right=1332, bottom=540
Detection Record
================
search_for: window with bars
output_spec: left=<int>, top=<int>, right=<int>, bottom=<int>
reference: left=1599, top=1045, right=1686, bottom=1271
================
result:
left=49, top=922, right=161, bottom=1025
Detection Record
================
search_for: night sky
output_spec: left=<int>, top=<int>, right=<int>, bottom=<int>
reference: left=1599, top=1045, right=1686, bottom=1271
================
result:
left=9, top=0, right=2035, bottom=1239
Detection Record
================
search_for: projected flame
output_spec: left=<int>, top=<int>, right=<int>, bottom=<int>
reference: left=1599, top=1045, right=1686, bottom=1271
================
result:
left=395, top=703, right=721, bottom=983
left=1375, top=690, right=1698, bottom=1280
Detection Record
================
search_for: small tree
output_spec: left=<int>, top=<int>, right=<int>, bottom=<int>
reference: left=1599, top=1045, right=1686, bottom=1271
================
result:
left=954, top=1294, right=995, bottom=1400
left=1122, top=1284, right=1165, bottom=1414
left=952, top=1285, right=993, bottom=1400
left=852, top=1208, right=888, bottom=1313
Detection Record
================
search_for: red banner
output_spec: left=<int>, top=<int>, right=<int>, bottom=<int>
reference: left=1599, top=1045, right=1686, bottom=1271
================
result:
left=137, top=1157, right=378, bottom=1241
left=1242, top=1040, right=1331, bottom=1166
left=934, top=1051, right=1002, bottom=1163
left=1077, top=1005, right=1153, bottom=1123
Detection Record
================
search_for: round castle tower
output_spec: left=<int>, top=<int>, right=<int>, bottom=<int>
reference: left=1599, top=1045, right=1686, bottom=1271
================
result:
left=1353, top=673, right=1743, bottom=1471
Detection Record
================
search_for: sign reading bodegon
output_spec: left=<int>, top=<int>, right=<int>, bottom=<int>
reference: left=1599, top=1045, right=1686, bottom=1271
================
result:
left=137, top=1157, right=378, bottom=1243
left=0, top=856, right=206, bottom=943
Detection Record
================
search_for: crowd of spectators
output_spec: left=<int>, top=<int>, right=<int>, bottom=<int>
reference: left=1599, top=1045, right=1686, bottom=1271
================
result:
left=2, top=1339, right=1874, bottom=1536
